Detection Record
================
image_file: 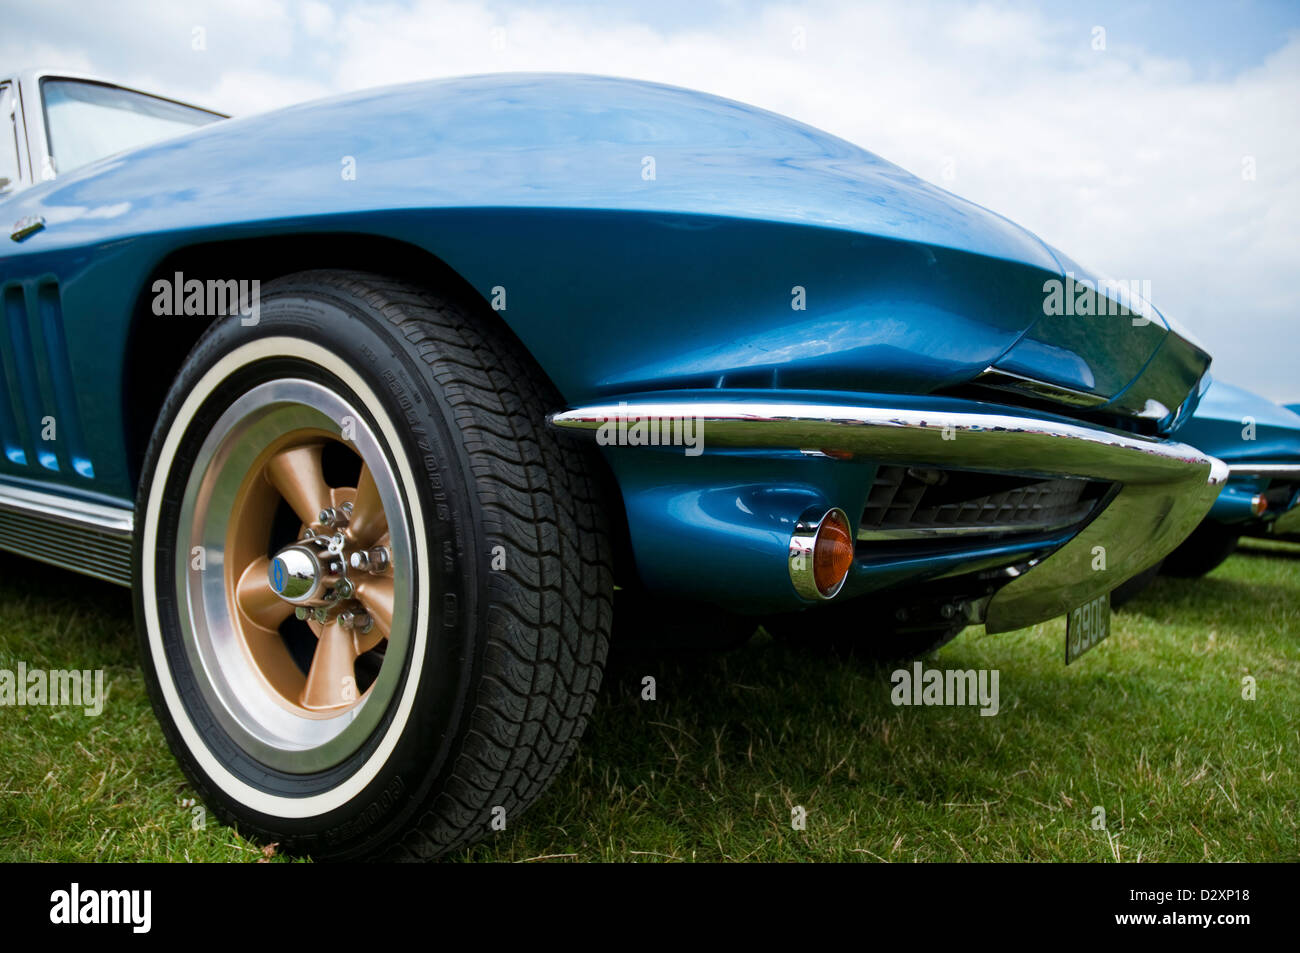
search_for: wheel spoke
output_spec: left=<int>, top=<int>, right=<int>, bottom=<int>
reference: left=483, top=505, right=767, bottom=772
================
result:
left=235, top=557, right=294, bottom=631
left=265, top=444, right=331, bottom=528
left=348, top=463, right=388, bottom=547
left=300, top=624, right=360, bottom=711
left=354, top=574, right=393, bottom=639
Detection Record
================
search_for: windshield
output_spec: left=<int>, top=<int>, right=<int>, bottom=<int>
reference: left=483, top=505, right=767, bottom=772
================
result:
left=41, top=78, right=223, bottom=175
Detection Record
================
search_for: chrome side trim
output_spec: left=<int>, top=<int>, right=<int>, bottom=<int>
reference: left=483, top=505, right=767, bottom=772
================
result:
left=1227, top=463, right=1300, bottom=479
left=0, top=483, right=134, bottom=586
left=0, top=483, right=133, bottom=534
left=551, top=399, right=1228, bottom=631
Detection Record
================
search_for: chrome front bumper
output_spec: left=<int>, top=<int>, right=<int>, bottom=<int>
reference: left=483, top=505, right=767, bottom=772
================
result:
left=551, top=399, right=1229, bottom=633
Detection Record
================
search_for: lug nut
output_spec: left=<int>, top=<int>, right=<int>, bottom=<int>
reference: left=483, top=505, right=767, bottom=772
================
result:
left=349, top=546, right=391, bottom=574
left=318, top=503, right=352, bottom=529
left=338, top=609, right=373, bottom=633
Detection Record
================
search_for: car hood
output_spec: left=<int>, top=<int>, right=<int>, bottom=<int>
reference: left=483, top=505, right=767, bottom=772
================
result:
left=1173, top=379, right=1300, bottom=463
left=5, top=73, right=1208, bottom=421
left=8, top=73, right=1059, bottom=260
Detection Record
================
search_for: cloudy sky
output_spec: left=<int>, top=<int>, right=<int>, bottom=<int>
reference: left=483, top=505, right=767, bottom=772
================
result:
left=8, top=0, right=1299, bottom=400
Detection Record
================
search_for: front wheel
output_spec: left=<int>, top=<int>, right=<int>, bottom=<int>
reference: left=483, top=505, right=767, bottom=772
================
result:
left=134, top=271, right=612, bottom=860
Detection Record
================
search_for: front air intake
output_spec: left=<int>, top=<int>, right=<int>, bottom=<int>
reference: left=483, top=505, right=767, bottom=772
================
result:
left=858, top=465, right=1110, bottom=541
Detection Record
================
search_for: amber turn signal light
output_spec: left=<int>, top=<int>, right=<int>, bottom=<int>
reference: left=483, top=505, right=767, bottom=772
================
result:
left=813, top=509, right=854, bottom=597
left=789, top=506, right=855, bottom=600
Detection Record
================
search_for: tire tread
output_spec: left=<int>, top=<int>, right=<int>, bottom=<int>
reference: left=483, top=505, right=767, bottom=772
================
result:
left=271, top=271, right=612, bottom=860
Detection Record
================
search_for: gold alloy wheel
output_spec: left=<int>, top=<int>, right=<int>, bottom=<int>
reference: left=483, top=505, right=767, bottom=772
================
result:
left=176, top=378, right=415, bottom=772
left=227, top=432, right=394, bottom=716
left=137, top=275, right=616, bottom=859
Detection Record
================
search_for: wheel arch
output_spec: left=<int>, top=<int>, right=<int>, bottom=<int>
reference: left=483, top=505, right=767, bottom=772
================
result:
left=126, top=233, right=519, bottom=482
left=121, top=231, right=636, bottom=585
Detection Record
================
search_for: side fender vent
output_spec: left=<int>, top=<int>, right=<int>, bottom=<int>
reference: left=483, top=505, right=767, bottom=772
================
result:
left=0, top=280, right=95, bottom=478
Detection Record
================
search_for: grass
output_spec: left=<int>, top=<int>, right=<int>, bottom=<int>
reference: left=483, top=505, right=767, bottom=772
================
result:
left=0, top=540, right=1296, bottom=862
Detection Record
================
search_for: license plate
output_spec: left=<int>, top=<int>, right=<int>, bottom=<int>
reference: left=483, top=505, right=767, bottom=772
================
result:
left=1065, top=592, right=1111, bottom=664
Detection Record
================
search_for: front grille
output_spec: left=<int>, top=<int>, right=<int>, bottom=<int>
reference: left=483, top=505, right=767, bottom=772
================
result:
left=858, top=465, right=1108, bottom=540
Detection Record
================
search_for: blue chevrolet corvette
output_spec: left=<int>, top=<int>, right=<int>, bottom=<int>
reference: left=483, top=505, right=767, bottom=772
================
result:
left=0, top=71, right=1228, bottom=858
left=1112, top=379, right=1300, bottom=604
left=1168, top=380, right=1300, bottom=557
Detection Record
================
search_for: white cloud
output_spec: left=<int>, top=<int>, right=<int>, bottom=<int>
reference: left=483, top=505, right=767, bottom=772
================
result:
left=298, top=0, right=336, bottom=37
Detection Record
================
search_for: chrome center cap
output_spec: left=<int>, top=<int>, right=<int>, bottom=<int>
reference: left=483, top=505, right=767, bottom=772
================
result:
left=268, top=544, right=333, bottom=605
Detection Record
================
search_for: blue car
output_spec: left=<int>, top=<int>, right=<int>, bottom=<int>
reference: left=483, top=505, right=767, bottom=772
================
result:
left=0, top=71, right=1227, bottom=858
left=1117, top=380, right=1300, bottom=598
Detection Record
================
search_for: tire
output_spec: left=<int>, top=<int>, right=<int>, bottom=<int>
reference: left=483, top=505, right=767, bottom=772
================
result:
left=133, top=270, right=613, bottom=860
left=762, top=600, right=966, bottom=663
left=1108, top=560, right=1162, bottom=609
left=1160, top=521, right=1241, bottom=578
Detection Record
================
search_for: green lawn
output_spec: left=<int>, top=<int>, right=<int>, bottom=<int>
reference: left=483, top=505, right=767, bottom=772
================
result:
left=0, top=541, right=1295, bottom=862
